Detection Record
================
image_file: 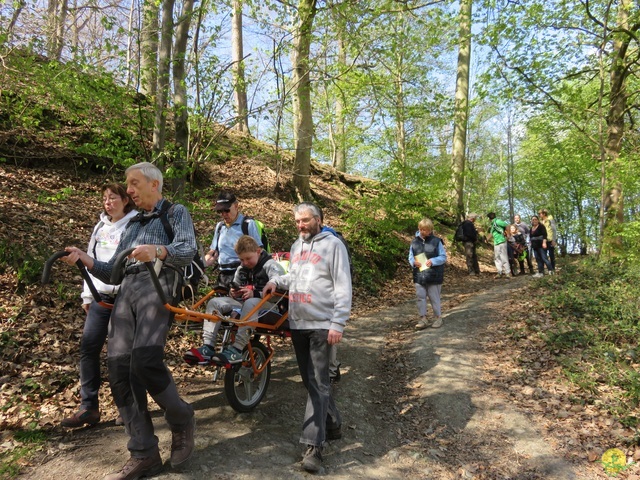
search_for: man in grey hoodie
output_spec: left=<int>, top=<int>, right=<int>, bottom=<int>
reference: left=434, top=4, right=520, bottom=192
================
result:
left=263, top=202, right=352, bottom=473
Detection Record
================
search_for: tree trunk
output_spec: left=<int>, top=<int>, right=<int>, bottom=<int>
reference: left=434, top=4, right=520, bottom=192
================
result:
left=153, top=0, right=175, bottom=164
left=7, top=0, right=26, bottom=43
left=450, top=0, right=472, bottom=222
left=172, top=0, right=195, bottom=195
left=291, top=0, right=317, bottom=201
left=47, top=0, right=67, bottom=60
left=332, top=9, right=347, bottom=173
left=231, top=0, right=250, bottom=133
left=601, top=0, right=629, bottom=231
left=140, top=0, right=159, bottom=98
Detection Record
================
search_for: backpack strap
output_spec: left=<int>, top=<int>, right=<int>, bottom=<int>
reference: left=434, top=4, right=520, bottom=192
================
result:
left=158, top=200, right=175, bottom=242
left=213, top=221, right=224, bottom=251
left=90, top=221, right=105, bottom=259
left=241, top=216, right=252, bottom=235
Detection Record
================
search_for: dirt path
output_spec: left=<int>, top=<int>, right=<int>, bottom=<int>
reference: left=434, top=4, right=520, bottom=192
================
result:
left=18, top=276, right=594, bottom=479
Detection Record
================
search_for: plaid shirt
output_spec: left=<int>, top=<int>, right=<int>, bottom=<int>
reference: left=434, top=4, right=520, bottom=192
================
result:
left=91, top=198, right=197, bottom=284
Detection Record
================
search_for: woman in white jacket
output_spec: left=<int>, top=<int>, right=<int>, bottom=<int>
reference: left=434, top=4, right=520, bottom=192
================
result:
left=61, top=183, right=137, bottom=428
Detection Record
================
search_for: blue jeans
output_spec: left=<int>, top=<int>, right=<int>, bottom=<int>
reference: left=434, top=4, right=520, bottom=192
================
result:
left=79, top=300, right=112, bottom=410
left=291, top=329, right=342, bottom=447
left=533, top=247, right=553, bottom=273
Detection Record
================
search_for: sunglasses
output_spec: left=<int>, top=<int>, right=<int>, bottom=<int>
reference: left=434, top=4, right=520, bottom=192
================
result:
left=219, top=209, right=231, bottom=213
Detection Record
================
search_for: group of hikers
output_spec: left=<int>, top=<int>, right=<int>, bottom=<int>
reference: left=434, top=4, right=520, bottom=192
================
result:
left=59, top=162, right=351, bottom=478
left=55, top=160, right=561, bottom=477
left=457, top=210, right=558, bottom=279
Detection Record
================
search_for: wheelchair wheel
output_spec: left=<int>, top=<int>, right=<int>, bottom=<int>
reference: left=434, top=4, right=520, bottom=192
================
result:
left=224, top=340, right=271, bottom=412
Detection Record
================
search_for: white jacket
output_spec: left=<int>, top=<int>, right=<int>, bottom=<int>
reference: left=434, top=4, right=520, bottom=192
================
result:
left=81, top=210, right=138, bottom=304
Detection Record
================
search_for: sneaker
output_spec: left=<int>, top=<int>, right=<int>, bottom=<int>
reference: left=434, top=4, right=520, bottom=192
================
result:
left=212, top=346, right=243, bottom=364
left=326, top=424, right=342, bottom=440
left=302, top=445, right=323, bottom=472
left=548, top=270, right=555, bottom=275
left=60, top=408, right=100, bottom=428
left=532, top=273, right=544, bottom=278
left=183, top=344, right=216, bottom=365
left=494, top=274, right=503, bottom=279
left=431, top=317, right=443, bottom=328
left=415, top=319, right=428, bottom=330
left=170, top=415, right=196, bottom=468
left=103, top=451, right=163, bottom=480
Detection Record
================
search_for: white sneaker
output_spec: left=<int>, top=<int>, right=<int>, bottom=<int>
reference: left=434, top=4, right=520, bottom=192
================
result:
left=533, top=273, right=543, bottom=278
left=548, top=270, right=555, bottom=275
left=431, top=317, right=443, bottom=328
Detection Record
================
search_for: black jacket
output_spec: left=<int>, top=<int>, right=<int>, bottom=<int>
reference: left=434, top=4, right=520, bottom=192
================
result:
left=461, top=220, right=478, bottom=242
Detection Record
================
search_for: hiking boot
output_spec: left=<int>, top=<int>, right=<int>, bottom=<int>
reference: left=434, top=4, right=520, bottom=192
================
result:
left=183, top=344, right=216, bottom=365
left=326, top=424, right=342, bottom=440
left=431, top=317, right=443, bottom=328
left=330, top=366, right=341, bottom=385
left=103, top=451, right=163, bottom=480
left=61, top=408, right=100, bottom=428
left=212, top=346, right=243, bottom=364
left=170, top=415, right=196, bottom=468
left=302, top=445, right=323, bottom=472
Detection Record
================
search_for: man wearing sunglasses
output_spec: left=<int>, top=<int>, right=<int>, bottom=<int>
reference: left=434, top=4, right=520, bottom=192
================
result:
left=204, top=192, right=263, bottom=287
left=195, top=192, right=264, bottom=363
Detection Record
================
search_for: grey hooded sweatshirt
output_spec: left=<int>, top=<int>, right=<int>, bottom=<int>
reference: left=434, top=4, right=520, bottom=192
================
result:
left=272, top=230, right=352, bottom=333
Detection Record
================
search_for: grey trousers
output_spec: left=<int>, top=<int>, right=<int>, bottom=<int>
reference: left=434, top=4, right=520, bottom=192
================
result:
left=108, top=270, right=193, bottom=457
left=291, top=329, right=342, bottom=447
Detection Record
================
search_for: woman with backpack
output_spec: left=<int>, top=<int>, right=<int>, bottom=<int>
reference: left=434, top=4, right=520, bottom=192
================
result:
left=61, top=183, right=138, bottom=428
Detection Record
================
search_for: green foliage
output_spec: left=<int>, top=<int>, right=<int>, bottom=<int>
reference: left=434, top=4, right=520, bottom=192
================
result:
left=339, top=188, right=435, bottom=293
left=541, top=259, right=640, bottom=425
left=0, top=239, right=45, bottom=289
left=0, top=428, right=48, bottom=479
left=2, top=49, right=151, bottom=168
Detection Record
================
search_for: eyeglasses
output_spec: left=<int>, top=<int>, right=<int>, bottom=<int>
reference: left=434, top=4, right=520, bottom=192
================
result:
left=219, top=209, right=231, bottom=213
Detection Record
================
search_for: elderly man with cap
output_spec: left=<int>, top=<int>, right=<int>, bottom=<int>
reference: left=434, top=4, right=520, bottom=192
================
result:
left=191, top=192, right=264, bottom=363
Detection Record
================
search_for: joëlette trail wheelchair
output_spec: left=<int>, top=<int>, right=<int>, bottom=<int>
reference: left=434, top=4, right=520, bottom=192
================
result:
left=42, top=248, right=290, bottom=413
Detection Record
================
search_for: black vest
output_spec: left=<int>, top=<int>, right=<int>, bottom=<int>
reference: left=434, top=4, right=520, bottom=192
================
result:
left=411, top=234, right=445, bottom=285
left=236, top=249, right=272, bottom=294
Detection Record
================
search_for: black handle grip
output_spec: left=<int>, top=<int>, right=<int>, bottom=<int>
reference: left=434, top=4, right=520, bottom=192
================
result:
left=110, top=247, right=136, bottom=285
left=41, top=251, right=70, bottom=284
left=41, top=250, right=103, bottom=304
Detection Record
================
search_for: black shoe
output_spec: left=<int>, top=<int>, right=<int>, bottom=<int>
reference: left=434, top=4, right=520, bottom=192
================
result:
left=302, top=445, right=323, bottom=472
left=330, top=367, right=341, bottom=384
left=326, top=424, right=342, bottom=440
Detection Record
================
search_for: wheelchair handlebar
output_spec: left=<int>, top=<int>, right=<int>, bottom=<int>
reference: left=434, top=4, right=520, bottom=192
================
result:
left=41, top=250, right=103, bottom=305
left=110, top=247, right=168, bottom=305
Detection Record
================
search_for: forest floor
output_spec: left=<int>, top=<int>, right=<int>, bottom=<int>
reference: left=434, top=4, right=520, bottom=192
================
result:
left=12, top=271, right=637, bottom=480
left=2, top=162, right=640, bottom=479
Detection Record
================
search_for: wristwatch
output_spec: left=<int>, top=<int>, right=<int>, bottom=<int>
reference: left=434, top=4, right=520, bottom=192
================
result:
left=156, top=246, right=163, bottom=259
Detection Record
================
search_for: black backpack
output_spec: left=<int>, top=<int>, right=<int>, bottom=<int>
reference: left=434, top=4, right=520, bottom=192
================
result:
left=158, top=201, right=208, bottom=300
left=454, top=223, right=467, bottom=242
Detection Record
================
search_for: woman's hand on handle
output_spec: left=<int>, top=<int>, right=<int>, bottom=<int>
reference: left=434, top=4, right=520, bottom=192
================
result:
left=62, top=247, right=94, bottom=270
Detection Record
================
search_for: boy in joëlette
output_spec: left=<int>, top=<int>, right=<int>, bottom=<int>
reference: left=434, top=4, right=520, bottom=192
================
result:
left=185, top=235, right=285, bottom=364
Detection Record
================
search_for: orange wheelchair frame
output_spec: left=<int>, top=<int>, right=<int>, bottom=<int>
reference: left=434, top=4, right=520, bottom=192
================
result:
left=43, top=248, right=290, bottom=413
